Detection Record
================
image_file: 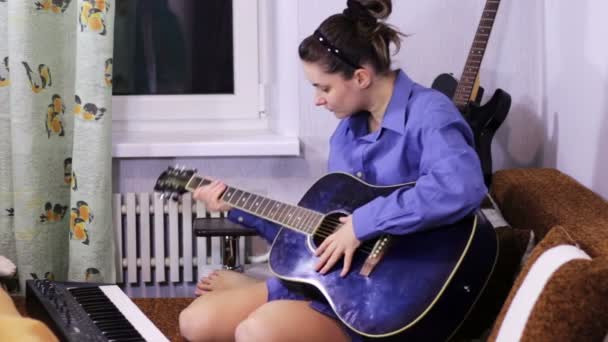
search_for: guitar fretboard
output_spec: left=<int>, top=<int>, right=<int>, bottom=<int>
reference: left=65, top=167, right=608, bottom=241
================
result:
left=453, top=0, right=501, bottom=110
left=186, top=175, right=323, bottom=235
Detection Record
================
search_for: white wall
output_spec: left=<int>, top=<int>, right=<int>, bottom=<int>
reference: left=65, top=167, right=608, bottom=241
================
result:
left=543, top=1, right=608, bottom=199
left=114, top=0, right=608, bottom=201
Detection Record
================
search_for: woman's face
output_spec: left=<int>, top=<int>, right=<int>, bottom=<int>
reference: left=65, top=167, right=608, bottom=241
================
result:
left=302, top=61, right=365, bottom=119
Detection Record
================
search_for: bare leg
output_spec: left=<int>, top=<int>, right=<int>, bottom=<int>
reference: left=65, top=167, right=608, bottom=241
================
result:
left=235, top=300, right=351, bottom=342
left=0, top=288, right=20, bottom=316
left=180, top=281, right=267, bottom=342
left=0, top=288, right=59, bottom=341
left=195, top=270, right=262, bottom=296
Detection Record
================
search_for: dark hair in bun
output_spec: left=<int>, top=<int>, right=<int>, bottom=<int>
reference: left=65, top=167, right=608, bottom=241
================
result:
left=299, top=0, right=405, bottom=78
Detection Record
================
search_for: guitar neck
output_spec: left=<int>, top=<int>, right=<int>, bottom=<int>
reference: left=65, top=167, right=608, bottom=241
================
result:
left=184, top=175, right=323, bottom=235
left=453, top=0, right=501, bottom=110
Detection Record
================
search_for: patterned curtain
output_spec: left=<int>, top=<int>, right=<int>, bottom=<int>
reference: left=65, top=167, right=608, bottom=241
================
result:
left=0, top=0, right=115, bottom=292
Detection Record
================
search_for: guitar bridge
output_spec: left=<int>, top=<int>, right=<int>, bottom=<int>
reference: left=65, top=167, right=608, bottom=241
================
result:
left=359, top=235, right=391, bottom=277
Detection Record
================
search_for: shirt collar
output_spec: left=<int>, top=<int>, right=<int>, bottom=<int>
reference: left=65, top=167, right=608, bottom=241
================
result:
left=347, top=70, right=413, bottom=140
left=380, top=69, right=413, bottom=136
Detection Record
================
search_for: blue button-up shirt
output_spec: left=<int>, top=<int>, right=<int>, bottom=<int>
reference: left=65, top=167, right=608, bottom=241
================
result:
left=329, top=70, right=486, bottom=240
left=229, top=70, right=487, bottom=242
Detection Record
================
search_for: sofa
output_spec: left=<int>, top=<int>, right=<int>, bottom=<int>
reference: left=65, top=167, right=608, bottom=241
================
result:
left=483, top=168, right=608, bottom=341
left=5, top=168, right=608, bottom=341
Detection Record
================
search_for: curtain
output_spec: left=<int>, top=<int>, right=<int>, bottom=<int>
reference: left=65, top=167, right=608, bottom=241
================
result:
left=0, top=0, right=115, bottom=292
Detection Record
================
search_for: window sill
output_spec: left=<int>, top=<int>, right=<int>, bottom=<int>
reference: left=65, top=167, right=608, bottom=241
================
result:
left=112, top=130, right=300, bottom=158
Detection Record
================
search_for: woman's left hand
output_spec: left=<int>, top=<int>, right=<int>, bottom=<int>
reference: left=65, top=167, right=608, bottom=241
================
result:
left=315, top=215, right=361, bottom=277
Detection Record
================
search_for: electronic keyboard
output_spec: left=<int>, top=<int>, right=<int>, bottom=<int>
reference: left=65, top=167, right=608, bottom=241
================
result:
left=26, top=279, right=169, bottom=342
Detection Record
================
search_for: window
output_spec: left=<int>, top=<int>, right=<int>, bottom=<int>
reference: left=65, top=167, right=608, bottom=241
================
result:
left=111, top=0, right=300, bottom=157
left=112, top=0, right=260, bottom=125
left=113, top=1, right=235, bottom=96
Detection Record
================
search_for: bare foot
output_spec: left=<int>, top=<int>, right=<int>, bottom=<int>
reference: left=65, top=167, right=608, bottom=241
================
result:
left=0, top=256, right=16, bottom=277
left=195, top=270, right=261, bottom=296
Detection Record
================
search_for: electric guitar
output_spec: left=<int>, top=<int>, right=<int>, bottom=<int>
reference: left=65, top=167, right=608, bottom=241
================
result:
left=154, top=167, right=497, bottom=340
left=432, top=0, right=511, bottom=187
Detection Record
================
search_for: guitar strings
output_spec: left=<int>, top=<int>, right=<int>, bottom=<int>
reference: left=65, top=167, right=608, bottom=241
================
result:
left=307, top=217, right=378, bottom=254
left=183, top=187, right=380, bottom=255
left=230, top=202, right=375, bottom=253
left=313, top=223, right=374, bottom=254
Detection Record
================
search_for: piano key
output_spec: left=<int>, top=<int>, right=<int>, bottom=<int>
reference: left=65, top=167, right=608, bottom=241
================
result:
left=26, top=280, right=169, bottom=342
left=28, top=280, right=166, bottom=342
left=99, top=285, right=169, bottom=342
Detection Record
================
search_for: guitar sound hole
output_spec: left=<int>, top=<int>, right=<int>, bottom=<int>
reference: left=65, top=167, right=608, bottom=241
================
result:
left=312, top=212, right=348, bottom=248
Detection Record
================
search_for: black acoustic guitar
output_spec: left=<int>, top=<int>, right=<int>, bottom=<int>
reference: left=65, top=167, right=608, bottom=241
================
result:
left=431, top=0, right=511, bottom=187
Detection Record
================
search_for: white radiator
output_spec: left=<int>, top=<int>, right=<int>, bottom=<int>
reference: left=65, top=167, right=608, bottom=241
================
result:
left=112, top=192, right=250, bottom=294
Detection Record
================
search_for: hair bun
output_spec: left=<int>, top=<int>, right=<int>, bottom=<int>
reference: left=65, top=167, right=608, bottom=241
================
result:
left=343, top=0, right=377, bottom=26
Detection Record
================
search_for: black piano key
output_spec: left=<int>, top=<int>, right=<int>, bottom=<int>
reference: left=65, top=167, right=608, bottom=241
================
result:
left=27, top=281, right=165, bottom=342
left=76, top=296, right=113, bottom=304
left=100, top=327, right=140, bottom=335
left=93, top=319, right=132, bottom=327
left=102, top=328, right=140, bottom=335
left=84, top=307, right=122, bottom=314
left=103, top=331, right=142, bottom=339
left=97, top=316, right=135, bottom=326
left=93, top=315, right=130, bottom=321
left=81, top=306, right=119, bottom=312
left=96, top=322, right=136, bottom=330
left=91, top=313, right=129, bottom=320
left=68, top=286, right=146, bottom=341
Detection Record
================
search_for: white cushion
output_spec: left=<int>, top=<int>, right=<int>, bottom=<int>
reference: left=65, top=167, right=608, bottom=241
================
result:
left=495, top=244, right=591, bottom=342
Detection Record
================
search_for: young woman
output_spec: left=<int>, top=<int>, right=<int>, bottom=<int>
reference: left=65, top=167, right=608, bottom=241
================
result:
left=179, top=0, right=486, bottom=340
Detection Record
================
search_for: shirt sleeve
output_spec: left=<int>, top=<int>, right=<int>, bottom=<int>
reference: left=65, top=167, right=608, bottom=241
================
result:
left=351, top=111, right=487, bottom=241
left=227, top=208, right=280, bottom=244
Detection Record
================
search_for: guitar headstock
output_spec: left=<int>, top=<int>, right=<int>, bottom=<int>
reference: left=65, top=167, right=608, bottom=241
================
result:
left=154, top=166, right=197, bottom=200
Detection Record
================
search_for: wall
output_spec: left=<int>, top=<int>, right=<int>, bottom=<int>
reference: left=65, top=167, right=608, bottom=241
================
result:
left=542, top=1, right=608, bottom=199
left=115, top=0, right=607, bottom=201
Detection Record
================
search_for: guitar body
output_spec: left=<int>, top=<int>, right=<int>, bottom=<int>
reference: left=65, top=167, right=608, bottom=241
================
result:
left=432, top=73, right=512, bottom=186
left=269, top=173, right=497, bottom=340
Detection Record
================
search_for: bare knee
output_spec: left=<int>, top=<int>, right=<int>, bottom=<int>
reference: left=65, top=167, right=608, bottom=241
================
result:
left=179, top=307, right=214, bottom=342
left=235, top=316, right=274, bottom=342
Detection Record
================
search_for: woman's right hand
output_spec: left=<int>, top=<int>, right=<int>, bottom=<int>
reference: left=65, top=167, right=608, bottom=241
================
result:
left=192, top=179, right=232, bottom=212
